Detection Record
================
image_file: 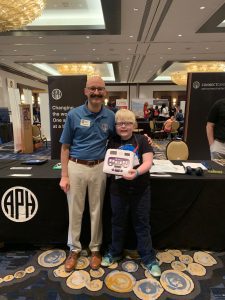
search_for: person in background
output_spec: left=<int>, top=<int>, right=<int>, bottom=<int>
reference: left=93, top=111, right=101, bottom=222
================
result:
left=169, top=105, right=176, bottom=117
left=148, top=105, right=154, bottom=121
left=101, top=109, right=161, bottom=278
left=176, top=109, right=184, bottom=124
left=153, top=105, right=160, bottom=120
left=143, top=102, right=150, bottom=120
left=59, top=76, right=115, bottom=272
left=158, top=103, right=169, bottom=121
left=163, top=116, right=175, bottom=133
left=206, top=98, right=225, bottom=159
left=106, top=99, right=118, bottom=114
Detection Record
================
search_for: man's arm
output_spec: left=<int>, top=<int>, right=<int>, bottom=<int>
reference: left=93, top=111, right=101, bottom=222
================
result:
left=206, top=122, right=215, bottom=146
left=59, top=143, right=70, bottom=193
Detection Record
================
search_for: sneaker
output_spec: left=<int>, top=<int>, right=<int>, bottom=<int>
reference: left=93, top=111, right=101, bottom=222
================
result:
left=101, top=252, right=122, bottom=267
left=144, top=260, right=161, bottom=278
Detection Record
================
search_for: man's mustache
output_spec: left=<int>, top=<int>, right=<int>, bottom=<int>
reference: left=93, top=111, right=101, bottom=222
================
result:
left=90, top=94, right=103, bottom=98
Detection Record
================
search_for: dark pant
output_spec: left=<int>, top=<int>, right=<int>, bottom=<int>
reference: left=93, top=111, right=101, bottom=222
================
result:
left=110, top=185, right=155, bottom=264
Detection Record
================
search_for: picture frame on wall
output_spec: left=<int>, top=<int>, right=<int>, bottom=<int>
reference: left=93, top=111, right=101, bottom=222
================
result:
left=7, top=78, right=16, bottom=89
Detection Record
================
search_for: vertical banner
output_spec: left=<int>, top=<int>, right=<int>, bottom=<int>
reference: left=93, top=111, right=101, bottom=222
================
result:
left=48, top=75, right=87, bottom=159
left=8, top=88, right=22, bottom=152
left=184, top=72, right=225, bottom=159
left=19, top=104, right=33, bottom=153
left=39, top=93, right=51, bottom=141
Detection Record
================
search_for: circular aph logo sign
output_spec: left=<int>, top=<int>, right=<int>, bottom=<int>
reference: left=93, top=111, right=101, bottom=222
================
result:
left=52, top=89, right=62, bottom=100
left=193, top=81, right=200, bottom=89
left=1, top=186, right=38, bottom=222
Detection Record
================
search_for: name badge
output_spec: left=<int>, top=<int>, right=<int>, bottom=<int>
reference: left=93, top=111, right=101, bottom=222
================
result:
left=80, top=119, right=91, bottom=127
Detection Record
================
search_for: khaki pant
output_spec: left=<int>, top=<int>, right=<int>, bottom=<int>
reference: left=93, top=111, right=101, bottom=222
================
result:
left=67, top=160, right=106, bottom=252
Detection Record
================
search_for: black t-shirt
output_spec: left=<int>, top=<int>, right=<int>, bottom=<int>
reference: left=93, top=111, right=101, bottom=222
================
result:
left=107, top=134, right=153, bottom=195
left=207, top=98, right=225, bottom=141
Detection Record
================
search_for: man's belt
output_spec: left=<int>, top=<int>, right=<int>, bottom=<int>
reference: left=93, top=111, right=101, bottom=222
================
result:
left=69, top=157, right=104, bottom=166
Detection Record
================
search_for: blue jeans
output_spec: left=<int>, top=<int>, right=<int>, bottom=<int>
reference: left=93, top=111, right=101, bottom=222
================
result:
left=109, top=185, right=155, bottom=264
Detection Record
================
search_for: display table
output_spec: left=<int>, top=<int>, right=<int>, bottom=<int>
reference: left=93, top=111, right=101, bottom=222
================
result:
left=0, top=160, right=225, bottom=250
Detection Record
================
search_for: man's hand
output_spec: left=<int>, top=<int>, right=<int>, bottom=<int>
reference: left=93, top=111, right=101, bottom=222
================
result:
left=144, top=133, right=153, bottom=145
left=59, top=176, right=70, bottom=193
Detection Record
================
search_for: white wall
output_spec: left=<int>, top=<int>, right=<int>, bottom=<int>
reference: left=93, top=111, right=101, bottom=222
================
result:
left=0, top=69, right=47, bottom=108
left=107, top=84, right=186, bottom=108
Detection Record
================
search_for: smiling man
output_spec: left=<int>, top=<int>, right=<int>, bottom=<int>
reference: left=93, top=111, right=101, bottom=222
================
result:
left=59, top=76, right=115, bottom=271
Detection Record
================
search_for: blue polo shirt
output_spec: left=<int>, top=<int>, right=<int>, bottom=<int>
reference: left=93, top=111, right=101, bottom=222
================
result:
left=60, top=102, right=115, bottom=160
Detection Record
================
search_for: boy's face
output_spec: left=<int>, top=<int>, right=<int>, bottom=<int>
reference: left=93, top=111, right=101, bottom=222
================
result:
left=115, top=119, right=134, bottom=140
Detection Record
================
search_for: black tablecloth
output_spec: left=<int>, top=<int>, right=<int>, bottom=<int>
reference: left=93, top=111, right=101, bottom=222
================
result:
left=0, top=159, right=225, bottom=250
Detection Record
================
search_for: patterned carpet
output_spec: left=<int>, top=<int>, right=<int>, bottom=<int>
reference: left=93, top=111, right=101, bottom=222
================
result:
left=0, top=246, right=225, bottom=299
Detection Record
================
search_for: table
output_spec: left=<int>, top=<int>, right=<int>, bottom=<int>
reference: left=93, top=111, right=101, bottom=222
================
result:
left=0, top=160, right=225, bottom=250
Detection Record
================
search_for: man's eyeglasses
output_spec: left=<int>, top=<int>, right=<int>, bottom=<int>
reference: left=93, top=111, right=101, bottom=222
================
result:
left=116, top=122, right=133, bottom=127
left=87, top=86, right=105, bottom=92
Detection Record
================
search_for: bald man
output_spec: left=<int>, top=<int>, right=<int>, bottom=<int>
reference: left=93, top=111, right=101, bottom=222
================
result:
left=59, top=76, right=115, bottom=271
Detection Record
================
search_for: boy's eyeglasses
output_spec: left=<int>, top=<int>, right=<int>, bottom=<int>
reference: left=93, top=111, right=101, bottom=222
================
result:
left=87, top=86, right=105, bottom=92
left=116, top=122, right=133, bottom=127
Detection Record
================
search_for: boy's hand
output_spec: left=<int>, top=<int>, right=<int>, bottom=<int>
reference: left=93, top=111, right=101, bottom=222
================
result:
left=123, top=169, right=137, bottom=180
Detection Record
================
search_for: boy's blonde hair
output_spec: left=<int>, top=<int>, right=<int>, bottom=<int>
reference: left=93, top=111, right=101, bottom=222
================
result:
left=115, top=109, right=137, bottom=128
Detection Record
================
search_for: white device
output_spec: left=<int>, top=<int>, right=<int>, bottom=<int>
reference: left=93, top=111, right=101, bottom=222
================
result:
left=103, top=149, right=135, bottom=175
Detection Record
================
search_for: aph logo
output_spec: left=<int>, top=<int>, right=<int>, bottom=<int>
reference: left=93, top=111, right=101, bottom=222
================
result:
left=193, top=81, right=200, bottom=89
left=1, top=186, right=38, bottom=222
left=52, top=89, right=62, bottom=100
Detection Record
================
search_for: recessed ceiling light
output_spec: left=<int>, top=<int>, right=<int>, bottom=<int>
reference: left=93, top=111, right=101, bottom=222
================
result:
left=133, top=8, right=139, bottom=11
left=92, top=48, right=96, bottom=51
left=13, top=49, right=17, bottom=52
left=86, top=36, right=90, bottom=39
left=205, top=47, right=209, bottom=50
left=200, top=6, right=205, bottom=10
left=178, top=34, right=182, bottom=37
left=129, top=35, right=134, bottom=38
left=192, top=56, right=197, bottom=59
left=38, top=36, right=43, bottom=39
left=168, top=47, right=172, bottom=50
left=52, top=49, right=57, bottom=52
left=128, top=48, right=132, bottom=51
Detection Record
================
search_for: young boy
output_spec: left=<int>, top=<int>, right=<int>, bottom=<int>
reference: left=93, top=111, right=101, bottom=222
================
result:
left=101, top=109, right=161, bottom=277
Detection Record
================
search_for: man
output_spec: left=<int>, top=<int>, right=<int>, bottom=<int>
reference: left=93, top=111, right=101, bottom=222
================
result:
left=206, top=98, right=225, bottom=159
left=59, top=76, right=115, bottom=271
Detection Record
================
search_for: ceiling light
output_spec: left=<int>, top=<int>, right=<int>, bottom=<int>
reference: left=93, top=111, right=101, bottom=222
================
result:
left=129, top=35, right=134, bottom=38
left=0, top=0, right=46, bottom=32
left=168, top=47, right=172, bottom=50
left=33, top=63, right=60, bottom=75
left=86, top=36, right=90, bottom=39
left=178, top=34, right=182, bottom=37
left=170, top=72, right=187, bottom=86
left=171, top=61, right=225, bottom=85
left=187, top=61, right=225, bottom=72
left=133, top=8, right=139, bottom=11
left=200, top=6, right=205, bottom=10
left=56, top=63, right=99, bottom=77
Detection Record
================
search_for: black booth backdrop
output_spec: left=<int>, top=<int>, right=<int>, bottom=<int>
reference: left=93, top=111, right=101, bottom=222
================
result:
left=48, top=75, right=87, bottom=160
left=185, top=72, right=225, bottom=160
